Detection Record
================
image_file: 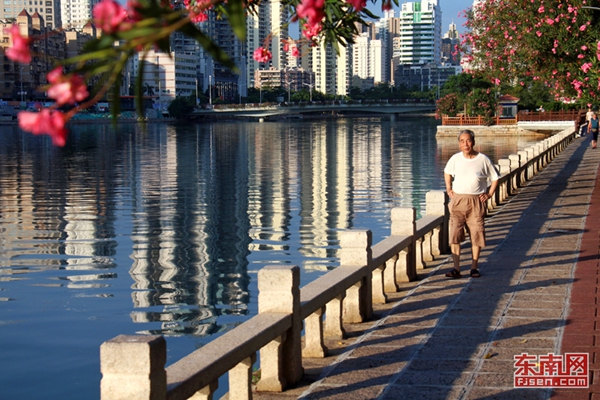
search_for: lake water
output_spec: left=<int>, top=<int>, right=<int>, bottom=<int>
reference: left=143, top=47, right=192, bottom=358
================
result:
left=0, top=118, right=543, bottom=399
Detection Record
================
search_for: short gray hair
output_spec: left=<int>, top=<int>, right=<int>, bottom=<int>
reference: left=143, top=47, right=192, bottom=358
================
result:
left=458, top=129, right=475, bottom=141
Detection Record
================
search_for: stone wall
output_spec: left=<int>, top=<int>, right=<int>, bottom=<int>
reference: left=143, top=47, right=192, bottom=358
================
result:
left=437, top=122, right=575, bottom=137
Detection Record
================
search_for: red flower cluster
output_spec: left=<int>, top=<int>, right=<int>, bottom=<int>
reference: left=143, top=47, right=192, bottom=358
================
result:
left=18, top=109, right=68, bottom=147
left=5, top=25, right=31, bottom=64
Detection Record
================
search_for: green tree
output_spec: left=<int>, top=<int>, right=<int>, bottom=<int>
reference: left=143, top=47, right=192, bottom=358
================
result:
left=168, top=96, right=195, bottom=119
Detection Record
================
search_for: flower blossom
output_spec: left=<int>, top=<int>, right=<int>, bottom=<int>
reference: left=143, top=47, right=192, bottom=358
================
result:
left=93, top=0, right=128, bottom=34
left=296, top=0, right=325, bottom=28
left=5, top=25, right=32, bottom=64
left=382, top=0, right=392, bottom=11
left=302, top=23, right=322, bottom=40
left=346, top=0, right=366, bottom=11
left=291, top=46, right=300, bottom=57
left=581, top=62, right=593, bottom=73
left=46, top=67, right=89, bottom=106
left=253, top=47, right=272, bottom=63
left=18, top=109, right=68, bottom=147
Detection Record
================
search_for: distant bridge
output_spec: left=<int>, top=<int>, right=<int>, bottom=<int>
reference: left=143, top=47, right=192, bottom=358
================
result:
left=189, top=102, right=436, bottom=119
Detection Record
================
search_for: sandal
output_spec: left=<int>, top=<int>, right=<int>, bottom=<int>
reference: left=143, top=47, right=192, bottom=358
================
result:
left=470, top=269, right=481, bottom=278
left=445, top=269, right=462, bottom=278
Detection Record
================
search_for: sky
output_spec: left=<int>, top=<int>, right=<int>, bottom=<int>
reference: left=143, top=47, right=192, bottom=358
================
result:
left=437, top=0, right=474, bottom=34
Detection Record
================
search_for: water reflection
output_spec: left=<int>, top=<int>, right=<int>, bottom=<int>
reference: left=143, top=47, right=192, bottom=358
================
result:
left=0, top=118, right=547, bottom=399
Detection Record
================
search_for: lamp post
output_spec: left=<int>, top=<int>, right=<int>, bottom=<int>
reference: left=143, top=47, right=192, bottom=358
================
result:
left=19, top=66, right=24, bottom=103
left=284, top=78, right=292, bottom=103
left=209, top=75, right=212, bottom=106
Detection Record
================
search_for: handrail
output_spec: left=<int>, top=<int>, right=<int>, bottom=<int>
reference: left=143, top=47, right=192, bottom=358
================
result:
left=99, top=127, right=578, bottom=400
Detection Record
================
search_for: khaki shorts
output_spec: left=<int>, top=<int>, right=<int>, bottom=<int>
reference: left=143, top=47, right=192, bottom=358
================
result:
left=449, top=193, right=486, bottom=247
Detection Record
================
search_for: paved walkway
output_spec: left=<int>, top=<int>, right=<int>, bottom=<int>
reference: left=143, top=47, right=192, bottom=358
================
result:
left=253, top=132, right=600, bottom=400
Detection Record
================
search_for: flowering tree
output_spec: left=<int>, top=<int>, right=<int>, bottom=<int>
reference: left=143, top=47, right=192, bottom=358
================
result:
left=461, top=0, right=600, bottom=107
left=5, top=0, right=396, bottom=146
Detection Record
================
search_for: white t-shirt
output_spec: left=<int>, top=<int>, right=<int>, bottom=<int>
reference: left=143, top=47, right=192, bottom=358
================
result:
left=444, top=152, right=500, bottom=195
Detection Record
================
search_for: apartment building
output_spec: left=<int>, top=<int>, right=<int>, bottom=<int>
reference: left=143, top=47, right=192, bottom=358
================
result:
left=396, top=0, right=441, bottom=65
left=60, top=0, right=97, bottom=29
left=0, top=0, right=61, bottom=28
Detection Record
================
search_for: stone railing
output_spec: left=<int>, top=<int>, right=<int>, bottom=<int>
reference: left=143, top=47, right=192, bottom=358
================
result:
left=99, top=128, right=576, bottom=400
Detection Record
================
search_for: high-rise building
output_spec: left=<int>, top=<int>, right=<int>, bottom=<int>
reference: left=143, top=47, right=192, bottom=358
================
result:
left=301, top=40, right=350, bottom=96
left=441, top=22, right=460, bottom=66
left=396, top=0, right=441, bottom=65
left=61, top=0, right=98, bottom=29
left=247, top=0, right=289, bottom=89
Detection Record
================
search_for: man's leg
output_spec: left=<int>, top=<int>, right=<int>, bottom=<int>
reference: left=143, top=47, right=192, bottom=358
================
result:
left=471, top=245, right=480, bottom=270
left=450, top=243, right=461, bottom=271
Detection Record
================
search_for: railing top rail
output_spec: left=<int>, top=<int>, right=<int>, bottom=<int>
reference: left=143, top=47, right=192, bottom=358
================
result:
left=300, top=264, right=366, bottom=320
left=165, top=313, right=290, bottom=400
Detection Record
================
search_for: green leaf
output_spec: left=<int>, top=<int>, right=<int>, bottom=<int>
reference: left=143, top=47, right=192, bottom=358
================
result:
left=225, top=0, right=246, bottom=41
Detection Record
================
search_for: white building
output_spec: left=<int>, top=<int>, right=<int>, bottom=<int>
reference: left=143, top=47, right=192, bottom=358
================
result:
left=396, top=0, right=441, bottom=65
left=247, top=0, right=289, bottom=89
left=302, top=40, right=350, bottom=96
left=61, top=0, right=98, bottom=29
left=129, top=50, right=197, bottom=110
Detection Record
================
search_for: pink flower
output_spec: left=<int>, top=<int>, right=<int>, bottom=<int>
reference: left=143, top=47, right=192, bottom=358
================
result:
left=346, top=0, right=366, bottom=11
left=296, top=0, right=325, bottom=27
left=93, top=0, right=128, bottom=34
left=538, top=6, right=544, bottom=13
left=5, top=25, right=32, bottom=64
left=126, top=0, right=143, bottom=22
left=46, top=67, right=89, bottom=106
left=546, top=18, right=554, bottom=25
left=18, top=109, right=68, bottom=147
left=253, top=47, right=272, bottom=63
left=581, top=62, right=593, bottom=73
left=580, top=24, right=587, bottom=31
left=382, top=0, right=392, bottom=11
left=536, top=31, right=542, bottom=37
left=302, top=23, right=322, bottom=40
left=291, top=46, right=300, bottom=57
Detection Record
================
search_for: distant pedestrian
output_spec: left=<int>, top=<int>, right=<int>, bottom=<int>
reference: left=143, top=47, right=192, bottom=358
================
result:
left=582, top=107, right=594, bottom=136
left=444, top=130, right=500, bottom=278
left=588, top=113, right=599, bottom=149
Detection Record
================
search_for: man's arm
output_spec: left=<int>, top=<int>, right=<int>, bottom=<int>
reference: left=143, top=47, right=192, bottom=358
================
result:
left=444, top=173, right=454, bottom=199
left=479, top=179, right=499, bottom=203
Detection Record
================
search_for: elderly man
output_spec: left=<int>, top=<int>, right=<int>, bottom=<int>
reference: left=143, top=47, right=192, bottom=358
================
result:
left=444, top=130, right=499, bottom=278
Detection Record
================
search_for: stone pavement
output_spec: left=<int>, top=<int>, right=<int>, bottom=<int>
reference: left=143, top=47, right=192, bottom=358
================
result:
left=252, top=133, right=600, bottom=400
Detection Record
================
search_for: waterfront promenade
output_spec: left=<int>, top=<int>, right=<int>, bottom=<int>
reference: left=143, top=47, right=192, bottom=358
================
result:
left=250, top=133, right=599, bottom=399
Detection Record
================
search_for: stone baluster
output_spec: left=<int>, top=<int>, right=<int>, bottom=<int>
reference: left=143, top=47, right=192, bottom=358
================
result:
left=340, top=230, right=373, bottom=323
left=508, top=154, right=520, bottom=194
left=518, top=150, right=528, bottom=184
left=498, top=159, right=511, bottom=202
left=525, top=146, right=538, bottom=175
left=303, top=307, right=327, bottom=358
left=426, top=190, right=448, bottom=255
left=324, top=294, right=346, bottom=339
left=228, top=355, right=256, bottom=400
left=391, top=207, right=416, bottom=282
left=100, top=335, right=167, bottom=400
left=256, top=265, right=303, bottom=392
left=383, top=254, right=399, bottom=293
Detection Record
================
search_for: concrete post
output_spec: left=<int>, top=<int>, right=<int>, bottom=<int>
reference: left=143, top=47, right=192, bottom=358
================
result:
left=256, top=265, right=303, bottom=391
left=371, top=263, right=387, bottom=304
left=509, top=154, right=520, bottom=192
left=189, top=381, right=218, bottom=400
left=391, top=207, right=417, bottom=281
left=518, top=150, right=528, bottom=184
left=425, top=191, right=448, bottom=255
left=100, top=335, right=166, bottom=400
left=229, top=354, right=256, bottom=400
left=303, top=307, right=327, bottom=358
left=324, top=294, right=346, bottom=339
left=383, top=254, right=399, bottom=293
left=340, top=230, right=373, bottom=323
left=498, top=159, right=511, bottom=201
